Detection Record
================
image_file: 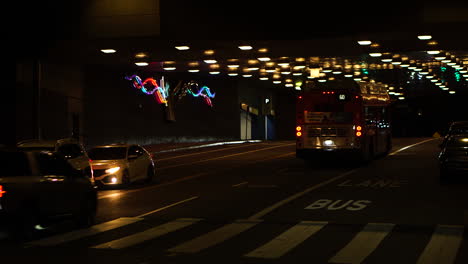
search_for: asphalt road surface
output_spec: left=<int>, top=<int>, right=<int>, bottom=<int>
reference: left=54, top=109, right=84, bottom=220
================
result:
left=2, top=138, right=468, bottom=264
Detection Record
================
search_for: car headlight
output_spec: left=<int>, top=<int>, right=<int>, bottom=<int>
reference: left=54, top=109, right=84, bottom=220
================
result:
left=105, top=167, right=120, bottom=174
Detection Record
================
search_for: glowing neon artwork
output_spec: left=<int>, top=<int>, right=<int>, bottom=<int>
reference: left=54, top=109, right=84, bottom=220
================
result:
left=125, top=75, right=169, bottom=105
left=187, top=85, right=216, bottom=107
left=126, top=75, right=215, bottom=107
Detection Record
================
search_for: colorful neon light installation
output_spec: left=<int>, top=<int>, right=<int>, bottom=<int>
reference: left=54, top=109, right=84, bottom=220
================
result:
left=187, top=85, right=216, bottom=107
left=125, top=75, right=169, bottom=105
left=126, top=75, right=215, bottom=107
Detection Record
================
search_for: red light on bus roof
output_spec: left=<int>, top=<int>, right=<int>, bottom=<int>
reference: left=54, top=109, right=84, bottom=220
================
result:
left=298, top=96, right=302, bottom=99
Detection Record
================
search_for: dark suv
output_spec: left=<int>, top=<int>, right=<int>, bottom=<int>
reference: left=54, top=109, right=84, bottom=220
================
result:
left=438, top=135, right=468, bottom=182
left=17, top=138, right=93, bottom=179
left=0, top=150, right=97, bottom=240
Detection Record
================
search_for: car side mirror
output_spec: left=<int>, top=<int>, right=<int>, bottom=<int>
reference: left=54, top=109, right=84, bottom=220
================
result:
left=128, top=154, right=138, bottom=160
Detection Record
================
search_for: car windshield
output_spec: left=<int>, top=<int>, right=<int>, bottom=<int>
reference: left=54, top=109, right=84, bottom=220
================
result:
left=450, top=127, right=468, bottom=135
left=88, top=147, right=127, bottom=160
left=0, top=151, right=32, bottom=177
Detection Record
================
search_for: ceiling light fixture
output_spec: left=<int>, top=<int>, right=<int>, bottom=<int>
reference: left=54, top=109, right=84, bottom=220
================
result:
left=417, top=35, right=432, bottom=40
left=101, top=49, right=116, bottom=54
left=239, top=45, right=253, bottom=50
left=175, top=46, right=190, bottom=50
left=357, top=40, right=372, bottom=46
left=258, top=57, right=271, bottom=61
left=135, top=52, right=147, bottom=58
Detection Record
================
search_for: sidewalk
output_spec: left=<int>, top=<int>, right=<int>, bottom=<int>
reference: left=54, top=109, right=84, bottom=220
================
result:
left=144, top=140, right=262, bottom=154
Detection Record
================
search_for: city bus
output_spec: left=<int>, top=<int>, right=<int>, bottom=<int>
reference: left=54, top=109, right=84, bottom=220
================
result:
left=295, top=78, right=392, bottom=162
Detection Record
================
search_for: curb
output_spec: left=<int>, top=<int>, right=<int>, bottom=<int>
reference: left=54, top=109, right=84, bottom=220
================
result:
left=153, top=140, right=263, bottom=154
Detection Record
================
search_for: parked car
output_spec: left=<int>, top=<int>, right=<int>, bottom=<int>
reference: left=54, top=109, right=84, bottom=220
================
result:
left=16, top=138, right=93, bottom=178
left=438, top=135, right=468, bottom=182
left=0, top=150, right=97, bottom=240
left=87, top=144, right=156, bottom=187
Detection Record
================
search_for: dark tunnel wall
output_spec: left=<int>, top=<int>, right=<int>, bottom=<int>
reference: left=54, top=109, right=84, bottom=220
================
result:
left=83, top=66, right=241, bottom=147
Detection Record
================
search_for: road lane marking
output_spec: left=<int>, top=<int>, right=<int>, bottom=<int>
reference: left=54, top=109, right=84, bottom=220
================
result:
left=98, top=173, right=207, bottom=200
left=159, top=143, right=294, bottom=170
left=247, top=169, right=358, bottom=220
left=91, top=218, right=202, bottom=249
left=154, top=140, right=263, bottom=154
left=247, top=184, right=278, bottom=188
left=244, top=221, right=327, bottom=259
left=167, top=219, right=262, bottom=254
left=232, top=181, right=248, bottom=187
left=98, top=152, right=294, bottom=200
left=26, top=217, right=142, bottom=247
left=329, top=223, right=394, bottom=264
left=157, top=142, right=267, bottom=161
left=416, top=225, right=464, bottom=264
left=247, top=138, right=435, bottom=220
left=136, top=196, right=199, bottom=218
left=389, top=138, right=437, bottom=156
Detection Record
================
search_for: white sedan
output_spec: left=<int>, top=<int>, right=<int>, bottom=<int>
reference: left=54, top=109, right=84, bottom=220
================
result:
left=88, top=144, right=156, bottom=187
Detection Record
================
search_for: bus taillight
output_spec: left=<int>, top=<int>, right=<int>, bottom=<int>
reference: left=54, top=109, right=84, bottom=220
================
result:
left=296, top=126, right=302, bottom=137
left=0, top=185, right=6, bottom=198
left=355, top=125, right=362, bottom=137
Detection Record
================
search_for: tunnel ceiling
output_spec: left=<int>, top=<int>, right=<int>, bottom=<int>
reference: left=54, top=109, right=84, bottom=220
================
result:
left=16, top=1, right=468, bottom=97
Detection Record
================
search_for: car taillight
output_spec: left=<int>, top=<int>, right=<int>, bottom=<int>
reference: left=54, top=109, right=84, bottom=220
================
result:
left=0, top=185, right=6, bottom=198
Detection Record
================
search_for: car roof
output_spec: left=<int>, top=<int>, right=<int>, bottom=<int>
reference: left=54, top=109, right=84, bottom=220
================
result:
left=450, top=121, right=468, bottom=128
left=16, top=138, right=79, bottom=148
left=91, top=143, right=134, bottom=148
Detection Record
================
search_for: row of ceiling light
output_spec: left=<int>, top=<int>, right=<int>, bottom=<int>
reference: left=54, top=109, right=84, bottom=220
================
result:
left=100, top=37, right=467, bottom=90
left=357, top=34, right=468, bottom=95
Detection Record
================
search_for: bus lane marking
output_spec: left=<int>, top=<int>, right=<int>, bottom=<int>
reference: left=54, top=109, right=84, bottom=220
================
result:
left=248, top=138, right=435, bottom=220
left=337, top=178, right=409, bottom=188
left=305, top=199, right=372, bottom=211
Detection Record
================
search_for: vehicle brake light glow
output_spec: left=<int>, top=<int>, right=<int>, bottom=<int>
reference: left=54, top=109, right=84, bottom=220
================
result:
left=296, top=126, right=302, bottom=131
left=0, top=185, right=6, bottom=198
left=356, top=131, right=362, bottom=137
left=296, top=131, right=302, bottom=137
